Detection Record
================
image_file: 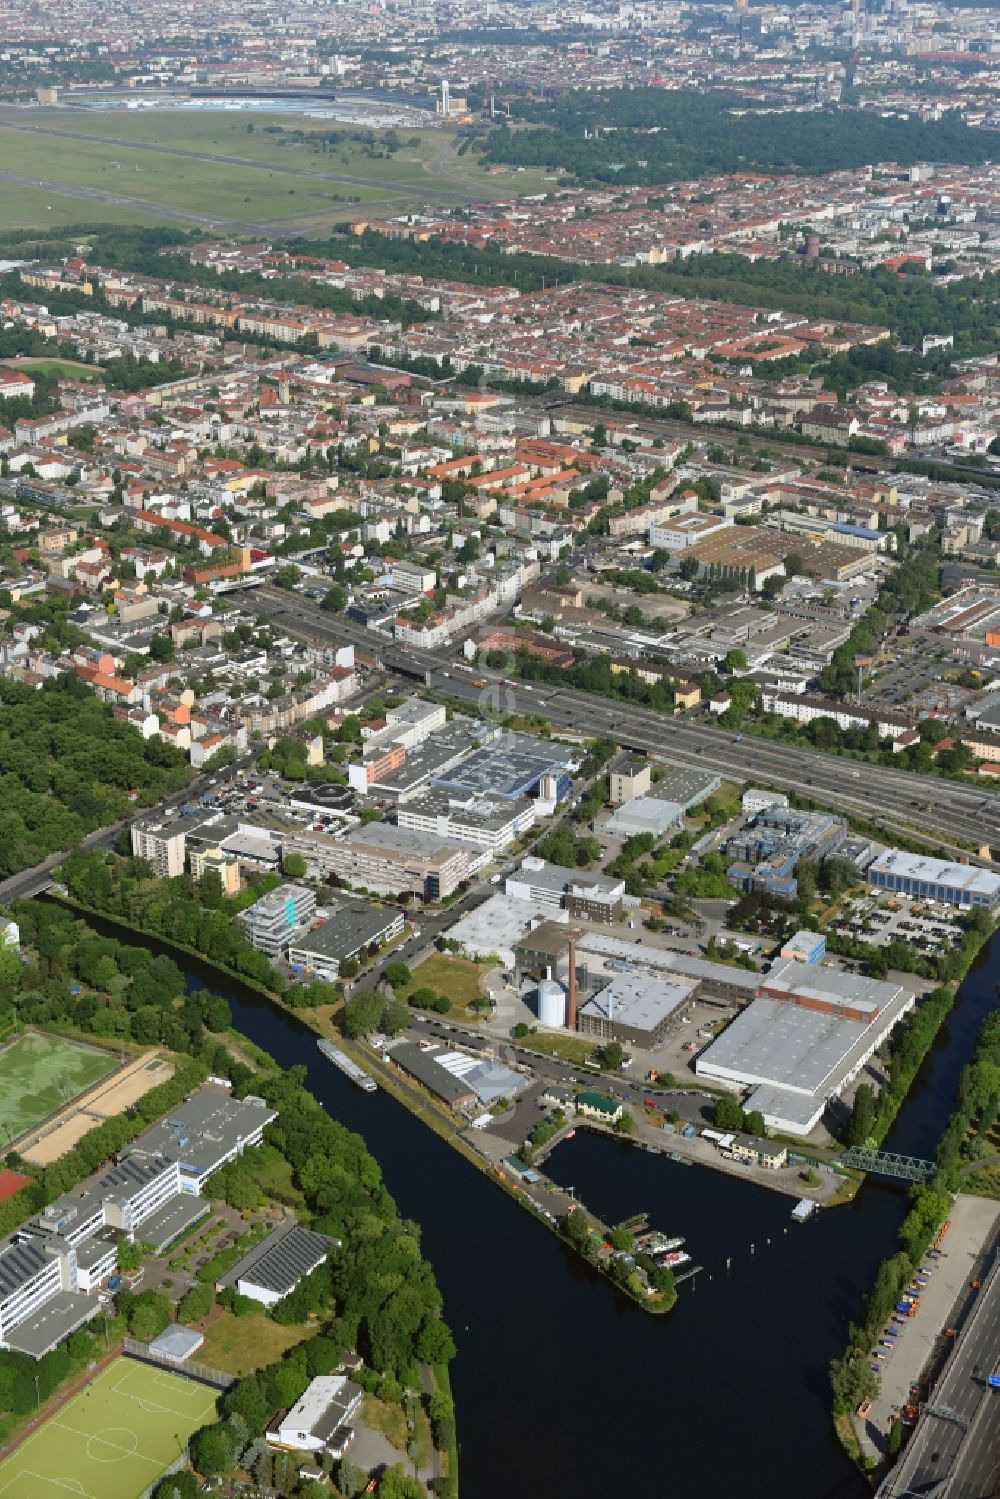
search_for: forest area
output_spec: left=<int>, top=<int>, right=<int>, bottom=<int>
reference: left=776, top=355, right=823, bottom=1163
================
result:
left=485, top=87, right=1000, bottom=181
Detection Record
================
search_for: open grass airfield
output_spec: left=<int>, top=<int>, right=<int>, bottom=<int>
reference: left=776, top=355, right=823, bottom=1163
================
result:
left=0, top=107, right=551, bottom=233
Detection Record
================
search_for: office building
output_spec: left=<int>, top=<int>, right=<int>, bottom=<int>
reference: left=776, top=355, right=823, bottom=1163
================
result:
left=290, top=822, right=472, bottom=900
left=397, top=787, right=535, bottom=855
left=129, top=1088, right=277, bottom=1195
left=238, top=882, right=317, bottom=957
left=267, top=1375, right=363, bottom=1460
left=609, top=757, right=652, bottom=806
left=506, top=857, right=625, bottom=922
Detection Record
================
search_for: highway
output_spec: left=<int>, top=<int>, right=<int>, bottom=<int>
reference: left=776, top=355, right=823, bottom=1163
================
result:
left=883, top=1246, right=1000, bottom=1498
left=244, top=585, right=1000, bottom=861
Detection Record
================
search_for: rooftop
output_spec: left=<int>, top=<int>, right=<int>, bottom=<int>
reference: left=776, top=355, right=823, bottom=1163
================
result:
left=579, top=971, right=695, bottom=1034
left=217, top=1221, right=336, bottom=1297
left=127, top=1087, right=277, bottom=1180
left=870, top=849, right=1000, bottom=898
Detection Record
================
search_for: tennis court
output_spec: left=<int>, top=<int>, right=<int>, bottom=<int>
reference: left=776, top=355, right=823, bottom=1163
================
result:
left=0, top=1358, right=219, bottom=1499
left=0, top=1032, right=115, bottom=1142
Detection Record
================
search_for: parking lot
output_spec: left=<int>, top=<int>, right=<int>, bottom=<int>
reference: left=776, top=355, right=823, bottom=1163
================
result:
left=831, top=892, right=963, bottom=954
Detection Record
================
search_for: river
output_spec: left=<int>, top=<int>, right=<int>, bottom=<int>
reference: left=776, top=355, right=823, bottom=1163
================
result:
left=63, top=904, right=1000, bottom=1499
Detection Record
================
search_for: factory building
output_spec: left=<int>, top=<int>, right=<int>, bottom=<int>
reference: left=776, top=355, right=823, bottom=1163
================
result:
left=695, top=960, right=915, bottom=1135
left=868, top=850, right=1000, bottom=910
left=577, top=972, right=696, bottom=1049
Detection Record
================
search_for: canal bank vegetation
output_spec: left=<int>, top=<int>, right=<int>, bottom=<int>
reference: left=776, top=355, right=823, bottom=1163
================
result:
left=936, top=1006, right=1000, bottom=1197
left=40, top=859, right=680, bottom=1322
left=829, top=1182, right=952, bottom=1435
left=559, top=1198, right=678, bottom=1311
left=831, top=922, right=1000, bottom=1474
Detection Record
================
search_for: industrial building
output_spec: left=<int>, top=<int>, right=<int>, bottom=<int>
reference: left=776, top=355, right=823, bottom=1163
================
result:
left=506, top=857, right=625, bottom=923
left=577, top=971, right=696, bottom=1048
left=514, top=925, right=760, bottom=1009
left=600, top=765, right=720, bottom=839
left=695, top=960, right=915, bottom=1135
left=868, top=849, right=1000, bottom=910
left=387, top=1040, right=525, bottom=1110
left=285, top=900, right=404, bottom=978
left=600, top=795, right=685, bottom=839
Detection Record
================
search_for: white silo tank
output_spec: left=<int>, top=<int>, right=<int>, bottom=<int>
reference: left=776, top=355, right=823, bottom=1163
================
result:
left=537, top=978, right=567, bottom=1028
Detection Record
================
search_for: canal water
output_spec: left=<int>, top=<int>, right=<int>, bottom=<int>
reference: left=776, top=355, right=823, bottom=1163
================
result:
left=63, top=904, right=1000, bottom=1499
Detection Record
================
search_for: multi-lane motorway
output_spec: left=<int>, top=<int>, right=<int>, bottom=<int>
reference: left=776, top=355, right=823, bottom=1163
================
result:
left=883, top=1248, right=1000, bottom=1499
left=244, top=585, right=1000, bottom=861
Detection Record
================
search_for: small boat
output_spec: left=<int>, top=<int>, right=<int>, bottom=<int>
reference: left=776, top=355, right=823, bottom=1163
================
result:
left=317, top=1038, right=376, bottom=1092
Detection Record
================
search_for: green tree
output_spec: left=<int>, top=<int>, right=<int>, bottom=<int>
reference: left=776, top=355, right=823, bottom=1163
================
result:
left=344, top=989, right=384, bottom=1037
left=713, top=1095, right=745, bottom=1131
left=283, top=852, right=307, bottom=878
left=178, top=1283, right=214, bottom=1324
left=847, top=1083, right=876, bottom=1148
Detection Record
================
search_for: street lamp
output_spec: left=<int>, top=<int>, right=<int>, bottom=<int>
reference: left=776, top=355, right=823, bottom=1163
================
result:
left=33, top=1375, right=40, bottom=1411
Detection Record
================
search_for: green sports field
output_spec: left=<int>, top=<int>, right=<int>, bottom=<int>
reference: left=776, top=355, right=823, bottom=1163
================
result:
left=0, top=1032, right=115, bottom=1142
left=0, top=1358, right=219, bottom=1499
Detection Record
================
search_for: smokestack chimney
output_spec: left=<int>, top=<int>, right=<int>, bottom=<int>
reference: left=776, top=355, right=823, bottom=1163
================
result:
left=566, top=938, right=577, bottom=1032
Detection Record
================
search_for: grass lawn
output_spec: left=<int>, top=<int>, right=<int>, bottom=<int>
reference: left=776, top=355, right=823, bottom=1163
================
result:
left=0, top=1031, right=115, bottom=1141
left=0, top=181, right=176, bottom=231
left=398, top=953, right=491, bottom=1024
left=521, top=1032, right=596, bottom=1065
left=0, top=111, right=552, bottom=234
left=361, top=1393, right=408, bottom=1454
left=0, top=1358, right=217, bottom=1499
left=9, top=357, right=104, bottom=377
left=197, top=1309, right=314, bottom=1377
left=963, top=1159, right=1000, bottom=1200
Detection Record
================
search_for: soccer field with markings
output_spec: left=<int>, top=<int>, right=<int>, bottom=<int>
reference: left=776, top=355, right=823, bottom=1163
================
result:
left=0, top=1032, right=115, bottom=1142
left=0, top=1359, right=219, bottom=1499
